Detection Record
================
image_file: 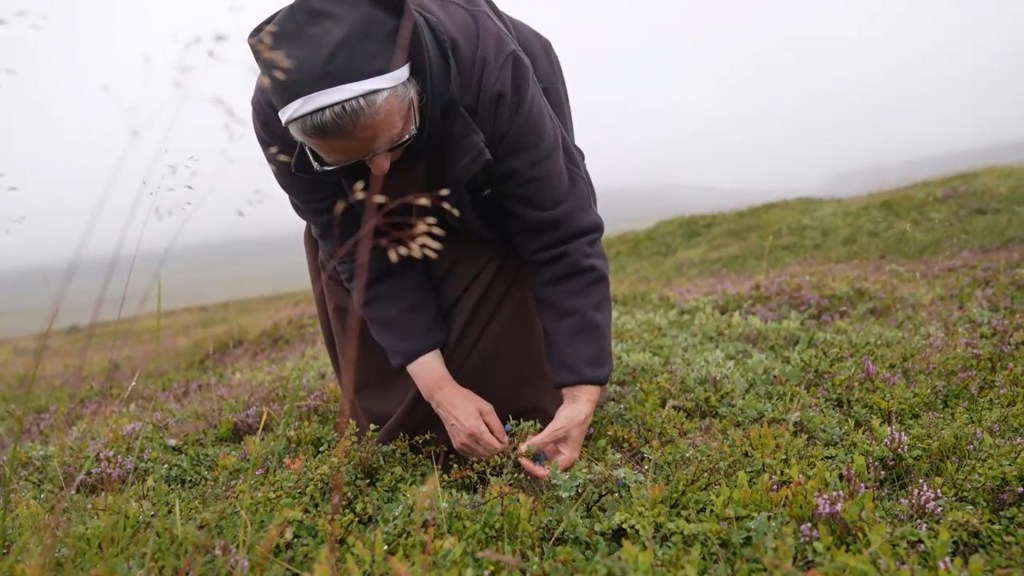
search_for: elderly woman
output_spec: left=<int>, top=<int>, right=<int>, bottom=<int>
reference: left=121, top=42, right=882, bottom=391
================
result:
left=247, top=0, right=611, bottom=478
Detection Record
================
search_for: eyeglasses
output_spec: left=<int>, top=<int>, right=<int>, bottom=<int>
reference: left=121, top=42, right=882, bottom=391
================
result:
left=302, top=100, right=419, bottom=173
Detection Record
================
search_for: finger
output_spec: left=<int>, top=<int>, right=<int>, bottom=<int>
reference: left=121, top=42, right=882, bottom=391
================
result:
left=452, top=436, right=486, bottom=459
left=518, top=429, right=548, bottom=453
left=518, top=456, right=550, bottom=480
left=470, top=422, right=506, bottom=458
left=462, top=441, right=495, bottom=460
left=556, top=448, right=579, bottom=471
left=453, top=425, right=495, bottom=460
left=480, top=407, right=508, bottom=448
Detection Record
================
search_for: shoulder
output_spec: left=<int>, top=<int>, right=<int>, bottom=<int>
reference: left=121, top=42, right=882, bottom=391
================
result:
left=412, top=0, right=522, bottom=72
left=413, top=0, right=547, bottom=129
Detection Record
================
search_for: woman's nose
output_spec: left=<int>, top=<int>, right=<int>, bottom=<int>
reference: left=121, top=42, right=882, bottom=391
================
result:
left=366, top=153, right=392, bottom=175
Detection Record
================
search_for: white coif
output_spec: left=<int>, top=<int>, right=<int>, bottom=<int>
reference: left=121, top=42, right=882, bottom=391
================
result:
left=277, top=63, right=411, bottom=125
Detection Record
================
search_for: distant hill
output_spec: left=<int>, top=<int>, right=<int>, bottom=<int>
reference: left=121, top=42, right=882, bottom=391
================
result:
left=4, top=141, right=1024, bottom=340
left=605, top=165, right=1024, bottom=293
left=0, top=234, right=310, bottom=340
left=597, top=140, right=1024, bottom=234
left=816, top=140, right=1024, bottom=197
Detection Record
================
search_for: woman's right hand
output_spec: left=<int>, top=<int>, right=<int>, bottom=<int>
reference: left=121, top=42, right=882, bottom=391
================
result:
left=407, top=349, right=509, bottom=459
left=428, top=384, right=509, bottom=458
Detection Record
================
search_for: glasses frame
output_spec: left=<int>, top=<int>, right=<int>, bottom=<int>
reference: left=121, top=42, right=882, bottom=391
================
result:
left=301, top=99, right=419, bottom=173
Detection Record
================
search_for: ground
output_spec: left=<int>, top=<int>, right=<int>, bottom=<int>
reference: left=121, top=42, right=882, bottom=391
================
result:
left=1, top=166, right=1022, bottom=574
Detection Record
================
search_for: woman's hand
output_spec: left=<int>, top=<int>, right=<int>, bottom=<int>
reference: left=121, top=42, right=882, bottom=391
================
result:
left=429, top=384, right=509, bottom=459
left=518, top=384, right=602, bottom=479
left=407, top=349, right=508, bottom=459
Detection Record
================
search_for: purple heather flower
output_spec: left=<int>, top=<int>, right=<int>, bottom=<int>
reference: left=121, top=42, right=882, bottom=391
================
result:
left=884, top=425, right=908, bottom=455
left=840, top=465, right=866, bottom=496
left=74, top=450, right=136, bottom=493
left=862, top=357, right=878, bottom=380
left=938, top=557, right=952, bottom=571
left=956, top=370, right=976, bottom=383
left=900, top=480, right=943, bottom=519
left=799, top=522, right=818, bottom=543
left=815, top=491, right=845, bottom=520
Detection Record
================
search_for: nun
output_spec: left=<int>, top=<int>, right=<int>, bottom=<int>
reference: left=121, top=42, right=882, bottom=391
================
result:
left=247, top=0, right=612, bottom=478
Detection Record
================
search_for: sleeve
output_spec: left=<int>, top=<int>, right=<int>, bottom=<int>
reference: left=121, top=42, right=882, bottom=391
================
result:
left=250, top=85, right=448, bottom=370
left=476, top=50, right=613, bottom=388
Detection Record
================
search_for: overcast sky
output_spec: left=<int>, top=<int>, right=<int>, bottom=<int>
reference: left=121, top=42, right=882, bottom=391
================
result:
left=1, top=0, right=1023, bottom=270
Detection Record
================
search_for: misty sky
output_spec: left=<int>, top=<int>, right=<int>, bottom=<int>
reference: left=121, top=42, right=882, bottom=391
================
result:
left=1, top=0, right=1023, bottom=270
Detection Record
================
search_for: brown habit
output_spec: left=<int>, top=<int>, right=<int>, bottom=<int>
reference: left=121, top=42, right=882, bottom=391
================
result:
left=304, top=221, right=563, bottom=450
left=250, top=0, right=613, bottom=451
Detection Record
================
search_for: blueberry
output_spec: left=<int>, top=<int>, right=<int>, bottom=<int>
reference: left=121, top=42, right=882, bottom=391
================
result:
left=533, top=452, right=548, bottom=465
left=504, top=424, right=513, bottom=433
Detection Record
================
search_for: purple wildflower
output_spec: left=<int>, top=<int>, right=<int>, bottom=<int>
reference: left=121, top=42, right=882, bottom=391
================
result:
left=884, top=425, right=908, bottom=455
left=862, top=357, right=877, bottom=380
left=815, top=491, right=845, bottom=520
left=799, top=522, right=818, bottom=543
left=214, top=540, right=250, bottom=575
left=231, top=403, right=280, bottom=441
left=841, top=464, right=866, bottom=496
left=938, top=557, right=952, bottom=571
left=121, top=422, right=143, bottom=438
left=74, top=450, right=135, bottom=494
left=900, top=480, right=943, bottom=519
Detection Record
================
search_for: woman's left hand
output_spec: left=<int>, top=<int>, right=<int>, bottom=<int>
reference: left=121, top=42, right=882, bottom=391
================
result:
left=517, top=384, right=603, bottom=479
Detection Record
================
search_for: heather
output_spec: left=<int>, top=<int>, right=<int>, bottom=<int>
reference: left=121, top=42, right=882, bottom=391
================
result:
left=2, top=166, right=1022, bottom=574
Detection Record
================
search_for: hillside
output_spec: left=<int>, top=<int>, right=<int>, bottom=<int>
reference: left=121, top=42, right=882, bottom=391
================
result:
left=1, top=167, right=1022, bottom=574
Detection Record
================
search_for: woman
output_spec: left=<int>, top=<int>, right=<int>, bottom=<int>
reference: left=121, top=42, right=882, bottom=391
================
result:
left=247, top=0, right=612, bottom=478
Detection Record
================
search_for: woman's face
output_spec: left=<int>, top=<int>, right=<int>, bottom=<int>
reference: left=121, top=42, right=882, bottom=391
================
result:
left=302, top=95, right=419, bottom=176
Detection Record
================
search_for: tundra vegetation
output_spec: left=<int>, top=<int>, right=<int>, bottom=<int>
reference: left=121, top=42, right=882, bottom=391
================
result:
left=1, top=166, right=1022, bottom=574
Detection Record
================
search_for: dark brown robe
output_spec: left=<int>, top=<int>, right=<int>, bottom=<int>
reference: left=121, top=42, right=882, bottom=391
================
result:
left=250, top=0, right=612, bottom=450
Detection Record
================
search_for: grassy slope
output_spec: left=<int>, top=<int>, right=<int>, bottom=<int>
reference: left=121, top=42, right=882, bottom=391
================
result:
left=606, top=166, right=1024, bottom=292
left=1, top=167, right=1022, bottom=575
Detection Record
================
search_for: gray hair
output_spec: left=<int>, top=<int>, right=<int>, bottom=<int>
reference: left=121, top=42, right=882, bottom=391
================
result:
left=287, top=76, right=420, bottom=141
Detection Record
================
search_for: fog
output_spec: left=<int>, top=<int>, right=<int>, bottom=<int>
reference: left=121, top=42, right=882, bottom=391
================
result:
left=1, top=0, right=1023, bottom=336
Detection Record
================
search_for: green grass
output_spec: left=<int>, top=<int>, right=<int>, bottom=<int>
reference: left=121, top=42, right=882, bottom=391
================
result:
left=2, top=166, right=1022, bottom=574
left=607, top=166, right=1024, bottom=293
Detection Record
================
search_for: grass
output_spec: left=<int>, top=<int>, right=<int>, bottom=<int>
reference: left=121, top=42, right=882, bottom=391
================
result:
left=2, top=166, right=1023, bottom=574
